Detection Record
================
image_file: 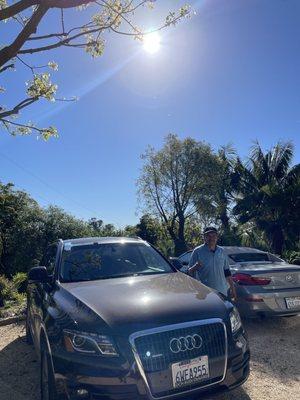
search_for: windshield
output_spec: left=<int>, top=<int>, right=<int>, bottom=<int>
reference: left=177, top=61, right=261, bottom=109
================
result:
left=229, top=252, right=270, bottom=263
left=60, top=242, right=173, bottom=282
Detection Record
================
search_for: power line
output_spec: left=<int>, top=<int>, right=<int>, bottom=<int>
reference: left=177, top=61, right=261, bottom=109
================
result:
left=0, top=151, right=101, bottom=219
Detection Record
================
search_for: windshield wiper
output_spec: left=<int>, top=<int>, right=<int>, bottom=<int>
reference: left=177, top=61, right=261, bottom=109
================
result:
left=64, top=271, right=169, bottom=283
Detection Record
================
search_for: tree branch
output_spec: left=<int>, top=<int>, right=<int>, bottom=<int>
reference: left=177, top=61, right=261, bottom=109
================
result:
left=0, top=4, right=49, bottom=68
left=1, top=118, right=47, bottom=134
left=0, top=0, right=37, bottom=21
left=0, top=97, right=38, bottom=119
left=18, top=26, right=102, bottom=54
left=0, top=63, right=15, bottom=73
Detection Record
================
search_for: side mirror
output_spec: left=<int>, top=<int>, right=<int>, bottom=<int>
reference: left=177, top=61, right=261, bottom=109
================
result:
left=169, top=257, right=183, bottom=270
left=28, top=266, right=49, bottom=284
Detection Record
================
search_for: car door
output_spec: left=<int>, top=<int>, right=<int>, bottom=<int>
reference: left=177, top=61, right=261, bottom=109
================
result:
left=178, top=251, right=192, bottom=267
left=29, top=244, right=58, bottom=346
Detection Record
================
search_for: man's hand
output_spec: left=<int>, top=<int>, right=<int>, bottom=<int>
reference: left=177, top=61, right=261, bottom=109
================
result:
left=188, top=261, right=202, bottom=276
left=227, top=276, right=238, bottom=302
left=230, top=292, right=238, bottom=302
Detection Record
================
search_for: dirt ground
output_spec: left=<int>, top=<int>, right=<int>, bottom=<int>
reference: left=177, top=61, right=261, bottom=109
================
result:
left=0, top=317, right=299, bottom=400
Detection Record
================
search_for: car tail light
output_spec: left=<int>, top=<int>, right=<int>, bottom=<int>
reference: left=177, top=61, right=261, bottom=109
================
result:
left=232, top=273, right=271, bottom=286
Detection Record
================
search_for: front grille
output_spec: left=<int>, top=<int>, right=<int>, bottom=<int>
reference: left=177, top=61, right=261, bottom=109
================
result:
left=131, top=320, right=227, bottom=398
left=135, top=322, right=226, bottom=372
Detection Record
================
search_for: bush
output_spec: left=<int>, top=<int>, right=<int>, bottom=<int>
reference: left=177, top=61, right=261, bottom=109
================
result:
left=0, top=275, right=14, bottom=307
left=0, top=274, right=27, bottom=309
left=12, top=272, right=28, bottom=293
left=285, top=251, right=300, bottom=265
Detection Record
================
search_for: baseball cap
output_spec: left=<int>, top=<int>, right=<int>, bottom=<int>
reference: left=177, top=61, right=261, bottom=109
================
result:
left=203, top=226, right=218, bottom=235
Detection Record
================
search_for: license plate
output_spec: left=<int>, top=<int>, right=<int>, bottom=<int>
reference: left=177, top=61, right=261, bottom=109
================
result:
left=285, top=296, right=300, bottom=309
left=171, top=356, right=209, bottom=388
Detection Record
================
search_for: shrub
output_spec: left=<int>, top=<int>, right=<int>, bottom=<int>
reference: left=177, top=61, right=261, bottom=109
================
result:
left=0, top=274, right=27, bottom=308
left=12, top=272, right=28, bottom=293
left=288, top=251, right=300, bottom=265
left=0, top=275, right=14, bottom=307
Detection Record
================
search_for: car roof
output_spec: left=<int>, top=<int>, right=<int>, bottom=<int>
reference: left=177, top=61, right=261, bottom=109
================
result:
left=61, top=237, right=144, bottom=245
left=222, top=246, right=266, bottom=254
left=182, top=246, right=267, bottom=255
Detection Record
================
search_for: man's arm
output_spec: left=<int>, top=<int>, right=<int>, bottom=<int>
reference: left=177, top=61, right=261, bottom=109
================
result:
left=226, top=275, right=237, bottom=301
left=187, top=249, right=202, bottom=277
left=224, top=256, right=237, bottom=301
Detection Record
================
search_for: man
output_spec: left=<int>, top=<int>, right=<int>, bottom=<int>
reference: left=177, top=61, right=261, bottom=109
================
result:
left=185, top=227, right=237, bottom=301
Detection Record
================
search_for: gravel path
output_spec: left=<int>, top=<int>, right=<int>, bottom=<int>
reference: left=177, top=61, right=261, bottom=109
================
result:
left=0, top=317, right=299, bottom=400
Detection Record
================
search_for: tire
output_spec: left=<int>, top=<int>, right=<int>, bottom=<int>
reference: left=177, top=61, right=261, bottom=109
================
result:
left=25, top=310, right=33, bottom=345
left=40, top=347, right=58, bottom=400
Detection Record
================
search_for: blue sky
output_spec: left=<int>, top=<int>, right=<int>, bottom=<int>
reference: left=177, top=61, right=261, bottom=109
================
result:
left=1, top=0, right=300, bottom=226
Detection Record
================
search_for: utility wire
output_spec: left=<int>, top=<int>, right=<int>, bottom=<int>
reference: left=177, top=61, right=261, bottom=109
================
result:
left=0, top=151, right=101, bottom=219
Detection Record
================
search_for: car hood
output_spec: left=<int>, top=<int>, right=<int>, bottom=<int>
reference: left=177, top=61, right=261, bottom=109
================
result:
left=59, top=272, right=228, bottom=335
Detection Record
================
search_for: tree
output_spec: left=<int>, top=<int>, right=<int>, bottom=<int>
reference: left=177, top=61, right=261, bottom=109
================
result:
left=138, top=134, right=219, bottom=255
left=0, top=182, right=45, bottom=275
left=232, top=141, right=300, bottom=255
left=0, top=182, right=95, bottom=276
left=0, top=1, right=190, bottom=138
left=135, top=214, right=160, bottom=245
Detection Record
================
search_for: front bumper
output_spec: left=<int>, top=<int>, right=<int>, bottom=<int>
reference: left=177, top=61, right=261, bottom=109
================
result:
left=236, top=287, right=300, bottom=317
left=52, top=331, right=249, bottom=400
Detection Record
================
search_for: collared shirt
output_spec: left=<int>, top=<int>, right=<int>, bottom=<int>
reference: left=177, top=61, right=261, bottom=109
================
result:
left=183, top=244, right=231, bottom=295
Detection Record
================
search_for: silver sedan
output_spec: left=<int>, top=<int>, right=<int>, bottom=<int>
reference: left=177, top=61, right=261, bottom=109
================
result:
left=174, top=246, right=300, bottom=317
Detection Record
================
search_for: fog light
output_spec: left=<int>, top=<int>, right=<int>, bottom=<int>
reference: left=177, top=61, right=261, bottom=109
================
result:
left=236, top=335, right=247, bottom=351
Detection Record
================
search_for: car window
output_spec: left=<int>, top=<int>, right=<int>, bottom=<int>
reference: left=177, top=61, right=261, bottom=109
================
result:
left=42, top=245, right=57, bottom=274
left=229, top=252, right=270, bottom=263
left=268, top=253, right=285, bottom=263
left=60, top=242, right=174, bottom=282
left=178, top=252, right=192, bottom=265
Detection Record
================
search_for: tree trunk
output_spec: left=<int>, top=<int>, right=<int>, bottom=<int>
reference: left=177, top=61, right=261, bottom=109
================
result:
left=219, top=209, right=230, bottom=231
left=165, top=221, right=187, bottom=256
left=174, top=238, right=188, bottom=256
left=270, top=226, right=284, bottom=255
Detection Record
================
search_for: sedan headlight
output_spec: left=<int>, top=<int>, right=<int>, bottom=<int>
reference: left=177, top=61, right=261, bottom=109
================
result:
left=63, top=330, right=118, bottom=356
left=230, top=307, right=242, bottom=334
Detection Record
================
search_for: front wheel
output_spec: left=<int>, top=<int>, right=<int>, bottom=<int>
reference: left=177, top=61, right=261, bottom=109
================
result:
left=25, top=309, right=33, bottom=345
left=40, top=348, right=58, bottom=400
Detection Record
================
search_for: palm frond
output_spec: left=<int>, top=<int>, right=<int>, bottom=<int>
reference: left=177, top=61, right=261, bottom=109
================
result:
left=270, top=141, right=294, bottom=181
left=249, top=141, right=270, bottom=184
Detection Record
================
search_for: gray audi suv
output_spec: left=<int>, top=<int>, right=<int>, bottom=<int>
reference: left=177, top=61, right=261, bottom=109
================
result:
left=26, top=237, right=249, bottom=399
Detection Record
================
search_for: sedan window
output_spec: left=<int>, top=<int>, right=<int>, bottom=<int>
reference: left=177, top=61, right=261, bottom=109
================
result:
left=178, top=251, right=192, bottom=265
left=229, top=252, right=270, bottom=263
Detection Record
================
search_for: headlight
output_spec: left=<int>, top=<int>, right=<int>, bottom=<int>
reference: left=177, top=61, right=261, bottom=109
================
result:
left=230, top=307, right=242, bottom=334
left=63, top=330, right=118, bottom=356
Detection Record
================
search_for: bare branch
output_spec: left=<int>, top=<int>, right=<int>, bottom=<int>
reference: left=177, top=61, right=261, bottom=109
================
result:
left=1, top=118, right=47, bottom=135
left=0, top=63, right=15, bottom=73
left=18, top=26, right=102, bottom=54
left=0, top=0, right=37, bottom=21
left=27, top=22, right=95, bottom=41
left=0, top=97, right=38, bottom=119
left=0, top=4, right=49, bottom=68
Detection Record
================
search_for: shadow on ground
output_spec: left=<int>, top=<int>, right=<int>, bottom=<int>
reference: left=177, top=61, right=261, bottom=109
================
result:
left=0, top=327, right=39, bottom=400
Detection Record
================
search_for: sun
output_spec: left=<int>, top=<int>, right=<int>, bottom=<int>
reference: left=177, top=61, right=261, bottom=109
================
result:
left=143, top=32, right=161, bottom=54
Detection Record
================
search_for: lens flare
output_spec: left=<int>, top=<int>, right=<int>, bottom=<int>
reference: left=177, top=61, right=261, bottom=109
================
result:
left=143, top=32, right=161, bottom=54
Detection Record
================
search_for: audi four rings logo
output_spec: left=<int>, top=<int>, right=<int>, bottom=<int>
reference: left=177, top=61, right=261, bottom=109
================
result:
left=169, top=335, right=203, bottom=353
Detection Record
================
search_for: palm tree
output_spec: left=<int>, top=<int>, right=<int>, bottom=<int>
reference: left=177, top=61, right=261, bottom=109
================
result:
left=232, top=141, right=300, bottom=255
